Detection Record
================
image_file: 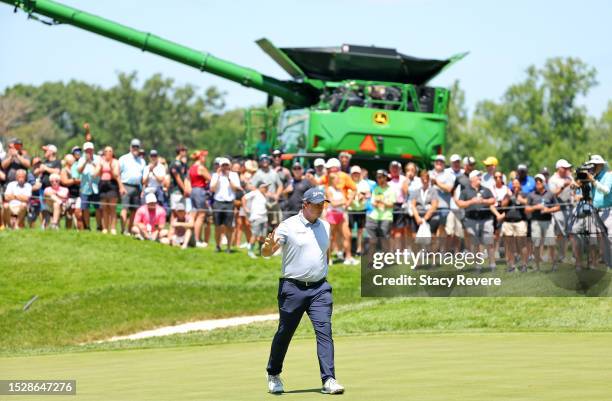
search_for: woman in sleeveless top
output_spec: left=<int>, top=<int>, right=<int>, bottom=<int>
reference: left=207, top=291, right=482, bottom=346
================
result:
left=188, top=150, right=211, bottom=248
left=60, top=154, right=80, bottom=229
left=95, top=146, right=124, bottom=234
left=326, top=173, right=348, bottom=263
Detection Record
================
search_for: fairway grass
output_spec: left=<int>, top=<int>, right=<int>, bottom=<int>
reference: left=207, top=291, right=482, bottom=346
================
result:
left=2, top=333, right=611, bottom=401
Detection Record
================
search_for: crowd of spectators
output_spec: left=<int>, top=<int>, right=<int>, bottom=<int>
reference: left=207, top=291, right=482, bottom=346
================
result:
left=1, top=135, right=610, bottom=271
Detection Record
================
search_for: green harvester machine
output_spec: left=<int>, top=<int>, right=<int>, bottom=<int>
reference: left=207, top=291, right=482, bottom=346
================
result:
left=2, top=0, right=466, bottom=168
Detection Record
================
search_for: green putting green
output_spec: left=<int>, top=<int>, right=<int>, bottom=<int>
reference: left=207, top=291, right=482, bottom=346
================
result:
left=2, top=333, right=610, bottom=401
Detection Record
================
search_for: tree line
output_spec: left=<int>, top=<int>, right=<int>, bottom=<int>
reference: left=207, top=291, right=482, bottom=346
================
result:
left=1, top=57, right=610, bottom=172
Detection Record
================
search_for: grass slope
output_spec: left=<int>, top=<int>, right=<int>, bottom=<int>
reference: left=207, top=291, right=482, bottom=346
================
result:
left=1, top=230, right=611, bottom=356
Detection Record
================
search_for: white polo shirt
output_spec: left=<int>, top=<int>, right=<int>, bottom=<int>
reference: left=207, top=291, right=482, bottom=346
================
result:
left=274, top=211, right=330, bottom=282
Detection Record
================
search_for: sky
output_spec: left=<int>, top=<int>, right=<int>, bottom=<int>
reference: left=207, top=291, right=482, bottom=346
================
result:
left=1, top=0, right=611, bottom=117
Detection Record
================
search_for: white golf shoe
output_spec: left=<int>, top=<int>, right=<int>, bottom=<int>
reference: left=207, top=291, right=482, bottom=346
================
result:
left=267, top=374, right=284, bottom=393
left=322, top=377, right=345, bottom=394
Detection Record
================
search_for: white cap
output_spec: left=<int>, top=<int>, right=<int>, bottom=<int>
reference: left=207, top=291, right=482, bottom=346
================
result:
left=555, top=159, right=572, bottom=169
left=130, top=138, right=141, bottom=147
left=325, top=158, right=341, bottom=169
left=145, top=193, right=157, bottom=204
left=42, top=144, right=58, bottom=153
left=314, top=158, right=325, bottom=167
left=450, top=154, right=461, bottom=162
left=434, top=155, right=446, bottom=163
left=469, top=170, right=482, bottom=179
left=517, top=163, right=528, bottom=171
left=218, top=157, right=231, bottom=166
left=463, top=156, right=476, bottom=165
left=83, top=142, right=94, bottom=151
left=350, top=165, right=362, bottom=174
left=587, top=154, right=606, bottom=165
left=534, top=174, right=546, bottom=182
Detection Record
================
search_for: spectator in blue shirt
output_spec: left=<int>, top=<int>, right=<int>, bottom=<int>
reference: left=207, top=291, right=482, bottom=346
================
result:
left=509, top=164, right=536, bottom=194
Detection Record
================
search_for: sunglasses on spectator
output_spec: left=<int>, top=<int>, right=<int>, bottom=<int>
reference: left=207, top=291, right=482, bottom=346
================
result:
left=292, top=166, right=302, bottom=170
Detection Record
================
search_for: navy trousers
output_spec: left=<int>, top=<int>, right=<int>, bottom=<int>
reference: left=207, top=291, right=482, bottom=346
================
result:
left=266, top=278, right=335, bottom=383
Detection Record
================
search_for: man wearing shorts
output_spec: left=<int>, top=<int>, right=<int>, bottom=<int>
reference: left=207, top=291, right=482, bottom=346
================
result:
left=119, top=138, right=146, bottom=233
left=244, top=182, right=269, bottom=258
left=526, top=174, right=560, bottom=271
left=210, top=157, right=242, bottom=253
left=456, top=170, right=497, bottom=271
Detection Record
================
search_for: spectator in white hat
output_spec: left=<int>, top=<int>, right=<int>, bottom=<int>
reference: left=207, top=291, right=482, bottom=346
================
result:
left=446, top=154, right=463, bottom=178
left=456, top=170, right=499, bottom=271
left=119, top=138, right=146, bottom=235
left=313, top=158, right=326, bottom=189
left=581, top=154, right=612, bottom=268
left=160, top=202, right=193, bottom=249
left=322, top=157, right=356, bottom=263
left=210, top=157, right=242, bottom=253
left=429, top=154, right=455, bottom=249
left=526, top=174, right=560, bottom=271
left=38, top=144, right=61, bottom=191
left=132, top=192, right=167, bottom=241
left=347, top=165, right=370, bottom=256
left=338, top=151, right=352, bottom=174
left=43, top=173, right=69, bottom=230
left=548, top=159, right=575, bottom=262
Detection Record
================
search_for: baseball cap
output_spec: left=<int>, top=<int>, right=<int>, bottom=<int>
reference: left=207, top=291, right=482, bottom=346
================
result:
left=482, top=156, right=499, bottom=166
left=305, top=168, right=316, bottom=175
left=450, top=154, right=461, bottom=163
left=338, top=151, right=352, bottom=159
left=389, top=160, right=401, bottom=168
left=130, top=138, right=141, bottom=147
left=587, top=154, right=606, bottom=165
left=314, top=158, right=325, bottom=167
left=259, top=154, right=270, bottom=162
left=272, top=149, right=282, bottom=156
left=174, top=202, right=186, bottom=211
left=71, top=145, right=82, bottom=154
left=303, top=187, right=329, bottom=204
left=463, top=156, right=476, bottom=165
left=517, top=164, right=528, bottom=171
left=9, top=137, right=23, bottom=145
left=145, top=193, right=157, bottom=204
left=42, top=144, right=58, bottom=153
left=292, top=162, right=303, bottom=169
left=534, top=174, right=546, bottom=182
left=258, top=182, right=270, bottom=188
left=83, top=142, right=94, bottom=151
left=376, top=169, right=389, bottom=178
left=219, top=157, right=231, bottom=166
left=469, top=170, right=482, bottom=179
left=555, top=159, right=572, bottom=169
left=149, top=149, right=158, bottom=156
left=433, top=155, right=446, bottom=163
left=325, top=158, right=341, bottom=169
left=350, top=165, right=362, bottom=174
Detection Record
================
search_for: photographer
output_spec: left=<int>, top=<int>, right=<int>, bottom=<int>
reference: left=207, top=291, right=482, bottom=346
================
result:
left=580, top=155, right=612, bottom=268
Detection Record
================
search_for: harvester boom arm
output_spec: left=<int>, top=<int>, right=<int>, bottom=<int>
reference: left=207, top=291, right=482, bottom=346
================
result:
left=1, top=0, right=311, bottom=106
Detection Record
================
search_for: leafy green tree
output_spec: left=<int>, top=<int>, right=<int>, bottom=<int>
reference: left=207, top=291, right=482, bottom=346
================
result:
left=471, top=57, right=598, bottom=173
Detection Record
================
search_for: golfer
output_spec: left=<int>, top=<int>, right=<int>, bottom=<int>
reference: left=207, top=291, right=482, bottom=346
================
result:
left=263, top=187, right=345, bottom=395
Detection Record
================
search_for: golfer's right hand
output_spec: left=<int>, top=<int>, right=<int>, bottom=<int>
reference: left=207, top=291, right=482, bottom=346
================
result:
left=263, top=229, right=280, bottom=250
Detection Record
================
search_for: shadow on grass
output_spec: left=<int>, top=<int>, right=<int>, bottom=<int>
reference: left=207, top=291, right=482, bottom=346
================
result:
left=281, top=388, right=321, bottom=394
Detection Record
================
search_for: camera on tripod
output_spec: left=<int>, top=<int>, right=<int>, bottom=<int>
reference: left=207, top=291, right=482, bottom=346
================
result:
left=576, top=162, right=595, bottom=181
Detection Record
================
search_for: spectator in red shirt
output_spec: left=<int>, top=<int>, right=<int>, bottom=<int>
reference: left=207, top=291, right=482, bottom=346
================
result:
left=188, top=150, right=211, bottom=248
left=132, top=192, right=168, bottom=241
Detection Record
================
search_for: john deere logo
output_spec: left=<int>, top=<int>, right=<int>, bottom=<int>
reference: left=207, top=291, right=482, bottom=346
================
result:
left=373, top=112, right=388, bottom=125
